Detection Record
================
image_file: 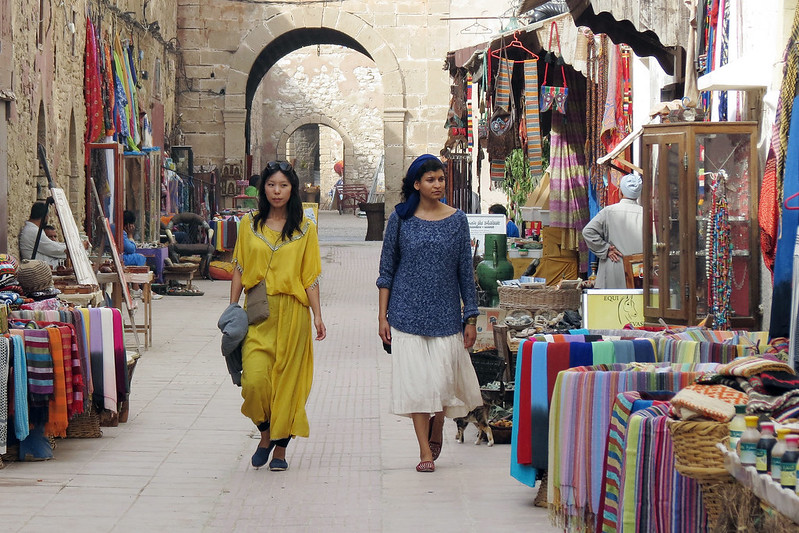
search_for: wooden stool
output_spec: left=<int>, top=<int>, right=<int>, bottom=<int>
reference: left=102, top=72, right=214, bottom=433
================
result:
left=162, top=263, right=198, bottom=288
left=96, top=271, right=154, bottom=349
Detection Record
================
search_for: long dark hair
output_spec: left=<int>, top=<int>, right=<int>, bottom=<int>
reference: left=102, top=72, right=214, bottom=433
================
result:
left=400, top=157, right=446, bottom=201
left=252, top=160, right=304, bottom=241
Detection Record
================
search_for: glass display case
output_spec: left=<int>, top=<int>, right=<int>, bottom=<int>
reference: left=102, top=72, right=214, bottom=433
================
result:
left=640, top=122, right=759, bottom=328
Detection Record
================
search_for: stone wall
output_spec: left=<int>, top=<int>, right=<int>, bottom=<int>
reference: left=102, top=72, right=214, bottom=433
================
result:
left=259, top=45, right=383, bottom=190
left=176, top=0, right=454, bottom=211
left=2, top=0, right=178, bottom=256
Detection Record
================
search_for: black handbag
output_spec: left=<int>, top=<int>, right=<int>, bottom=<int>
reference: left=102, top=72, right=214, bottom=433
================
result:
left=382, top=341, right=392, bottom=354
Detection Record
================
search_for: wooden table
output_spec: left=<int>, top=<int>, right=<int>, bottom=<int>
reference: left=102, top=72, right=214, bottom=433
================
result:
left=96, top=271, right=154, bottom=349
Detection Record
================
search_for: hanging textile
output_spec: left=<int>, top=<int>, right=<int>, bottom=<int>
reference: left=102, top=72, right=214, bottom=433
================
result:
left=548, top=70, right=590, bottom=272
left=495, top=57, right=513, bottom=111
left=523, top=60, right=543, bottom=178
left=11, top=334, right=29, bottom=441
left=83, top=17, right=103, bottom=143
left=770, top=96, right=799, bottom=339
left=0, top=338, right=8, bottom=454
left=466, top=75, right=474, bottom=150
left=760, top=6, right=799, bottom=273
left=717, top=0, right=730, bottom=121
left=44, top=327, right=68, bottom=438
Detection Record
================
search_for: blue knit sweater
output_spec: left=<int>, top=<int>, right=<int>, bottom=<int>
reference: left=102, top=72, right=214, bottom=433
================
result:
left=377, top=210, right=479, bottom=337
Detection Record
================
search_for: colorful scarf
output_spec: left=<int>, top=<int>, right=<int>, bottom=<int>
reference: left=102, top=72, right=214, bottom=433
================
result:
left=524, top=60, right=543, bottom=178
left=548, top=70, right=590, bottom=272
left=11, top=334, right=29, bottom=441
left=495, top=57, right=513, bottom=111
left=23, top=329, right=54, bottom=425
left=717, top=355, right=795, bottom=377
left=0, top=337, right=8, bottom=453
left=83, top=17, right=103, bottom=143
left=44, top=327, right=68, bottom=437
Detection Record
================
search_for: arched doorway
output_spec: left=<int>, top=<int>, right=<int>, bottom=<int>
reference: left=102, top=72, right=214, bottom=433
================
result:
left=224, top=9, right=407, bottom=212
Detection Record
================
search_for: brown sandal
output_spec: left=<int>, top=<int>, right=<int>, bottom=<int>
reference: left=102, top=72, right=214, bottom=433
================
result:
left=416, top=460, right=435, bottom=473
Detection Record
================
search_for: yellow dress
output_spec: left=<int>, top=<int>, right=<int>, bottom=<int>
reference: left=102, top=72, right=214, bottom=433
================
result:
left=232, top=212, right=321, bottom=439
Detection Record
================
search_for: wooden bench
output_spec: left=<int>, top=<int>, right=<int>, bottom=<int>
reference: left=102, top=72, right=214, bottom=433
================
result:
left=338, top=184, right=369, bottom=214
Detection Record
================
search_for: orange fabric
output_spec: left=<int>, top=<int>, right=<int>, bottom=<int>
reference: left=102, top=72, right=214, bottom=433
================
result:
left=45, top=328, right=68, bottom=437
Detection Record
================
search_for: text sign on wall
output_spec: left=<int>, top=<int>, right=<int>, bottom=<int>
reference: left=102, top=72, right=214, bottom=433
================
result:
left=466, top=214, right=506, bottom=255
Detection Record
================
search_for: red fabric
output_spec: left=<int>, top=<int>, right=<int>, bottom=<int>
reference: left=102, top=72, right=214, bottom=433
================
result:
left=760, top=146, right=779, bottom=274
left=102, top=37, right=116, bottom=137
left=516, top=340, right=534, bottom=465
left=83, top=17, right=103, bottom=143
left=546, top=342, right=571, bottom=403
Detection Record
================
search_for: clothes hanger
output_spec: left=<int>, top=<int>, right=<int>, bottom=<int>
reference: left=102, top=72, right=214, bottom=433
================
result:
left=489, top=31, right=539, bottom=61
left=461, top=21, right=492, bottom=35
left=784, top=190, right=799, bottom=210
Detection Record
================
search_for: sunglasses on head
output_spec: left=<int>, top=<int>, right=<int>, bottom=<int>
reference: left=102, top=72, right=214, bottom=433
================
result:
left=266, top=160, right=292, bottom=172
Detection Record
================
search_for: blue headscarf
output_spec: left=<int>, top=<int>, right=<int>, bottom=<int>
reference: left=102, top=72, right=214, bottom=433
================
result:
left=394, top=154, right=441, bottom=220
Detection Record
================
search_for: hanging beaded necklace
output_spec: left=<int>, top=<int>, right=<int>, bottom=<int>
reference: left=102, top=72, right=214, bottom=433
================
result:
left=706, top=170, right=732, bottom=329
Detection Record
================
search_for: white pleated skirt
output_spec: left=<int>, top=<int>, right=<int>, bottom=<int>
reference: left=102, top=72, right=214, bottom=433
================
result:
left=390, top=327, right=484, bottom=419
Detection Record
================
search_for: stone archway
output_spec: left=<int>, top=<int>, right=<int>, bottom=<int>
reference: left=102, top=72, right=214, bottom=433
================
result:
left=223, top=8, right=407, bottom=210
left=276, top=114, right=355, bottom=170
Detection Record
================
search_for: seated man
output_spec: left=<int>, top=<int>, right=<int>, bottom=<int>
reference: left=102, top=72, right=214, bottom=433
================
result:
left=44, top=225, right=58, bottom=241
left=18, top=202, right=67, bottom=267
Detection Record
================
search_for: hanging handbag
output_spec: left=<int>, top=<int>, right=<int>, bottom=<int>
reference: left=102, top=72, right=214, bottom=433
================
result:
left=245, top=279, right=269, bottom=325
left=540, top=21, right=568, bottom=114
left=244, top=249, right=275, bottom=325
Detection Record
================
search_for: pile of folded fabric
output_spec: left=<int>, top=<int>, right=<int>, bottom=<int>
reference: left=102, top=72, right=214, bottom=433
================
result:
left=0, top=253, right=28, bottom=305
left=670, top=383, right=749, bottom=422
left=689, top=356, right=799, bottom=422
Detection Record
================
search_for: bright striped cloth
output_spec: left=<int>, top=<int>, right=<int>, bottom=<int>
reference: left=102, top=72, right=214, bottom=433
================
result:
left=23, top=329, right=54, bottom=395
left=11, top=333, right=29, bottom=441
left=524, top=60, right=542, bottom=178
left=623, top=405, right=706, bottom=532
left=44, top=327, right=68, bottom=437
left=466, top=74, right=474, bottom=149
left=717, top=355, right=795, bottom=377
left=548, top=70, right=590, bottom=272
left=547, top=364, right=716, bottom=532
left=490, top=159, right=505, bottom=184
left=670, top=383, right=748, bottom=422
left=0, top=337, right=8, bottom=454
left=494, top=57, right=513, bottom=111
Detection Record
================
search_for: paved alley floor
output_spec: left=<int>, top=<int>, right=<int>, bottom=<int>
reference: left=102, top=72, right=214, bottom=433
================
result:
left=1, top=211, right=556, bottom=532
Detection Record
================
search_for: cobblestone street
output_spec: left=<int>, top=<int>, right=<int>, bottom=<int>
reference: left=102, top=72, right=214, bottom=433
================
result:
left=1, top=211, right=555, bottom=532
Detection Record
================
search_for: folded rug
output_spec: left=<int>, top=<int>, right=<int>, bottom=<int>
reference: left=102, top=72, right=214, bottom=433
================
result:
left=670, top=383, right=748, bottom=422
left=717, top=356, right=795, bottom=378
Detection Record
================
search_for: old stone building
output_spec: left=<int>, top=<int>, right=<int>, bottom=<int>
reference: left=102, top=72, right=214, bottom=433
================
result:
left=1, top=0, right=178, bottom=256
left=1, top=0, right=514, bottom=249
left=177, top=0, right=459, bottom=212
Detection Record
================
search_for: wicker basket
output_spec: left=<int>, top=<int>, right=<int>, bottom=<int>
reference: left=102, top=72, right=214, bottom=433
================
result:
left=66, top=404, right=102, bottom=438
left=470, top=349, right=506, bottom=387
left=498, top=286, right=581, bottom=314
left=668, top=419, right=734, bottom=525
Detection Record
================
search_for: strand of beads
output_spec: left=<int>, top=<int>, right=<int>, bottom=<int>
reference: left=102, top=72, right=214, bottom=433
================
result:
left=707, top=173, right=732, bottom=329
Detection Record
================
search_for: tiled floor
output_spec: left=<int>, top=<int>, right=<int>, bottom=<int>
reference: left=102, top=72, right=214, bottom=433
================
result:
left=1, top=211, right=557, bottom=532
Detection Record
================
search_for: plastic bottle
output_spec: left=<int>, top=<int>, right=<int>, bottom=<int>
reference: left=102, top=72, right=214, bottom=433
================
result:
left=755, top=422, right=777, bottom=474
left=779, top=434, right=799, bottom=490
left=738, top=415, right=760, bottom=467
left=771, top=428, right=791, bottom=484
left=728, top=404, right=747, bottom=451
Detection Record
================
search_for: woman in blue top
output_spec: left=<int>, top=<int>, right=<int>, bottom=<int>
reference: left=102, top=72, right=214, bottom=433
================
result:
left=377, top=154, right=483, bottom=473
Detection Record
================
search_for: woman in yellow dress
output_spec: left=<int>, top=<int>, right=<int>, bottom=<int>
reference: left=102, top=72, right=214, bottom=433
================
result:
left=230, top=160, right=326, bottom=471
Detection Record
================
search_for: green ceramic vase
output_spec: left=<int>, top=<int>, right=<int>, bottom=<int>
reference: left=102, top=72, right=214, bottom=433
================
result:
left=476, top=234, right=515, bottom=307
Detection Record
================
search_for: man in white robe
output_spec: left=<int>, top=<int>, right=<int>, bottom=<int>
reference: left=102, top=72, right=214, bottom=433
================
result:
left=582, top=174, right=644, bottom=289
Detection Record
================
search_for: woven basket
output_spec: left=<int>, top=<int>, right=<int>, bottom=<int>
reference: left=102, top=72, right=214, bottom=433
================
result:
left=668, top=419, right=733, bottom=524
left=17, top=259, right=53, bottom=293
left=498, top=286, right=581, bottom=314
left=66, top=404, right=102, bottom=438
left=470, top=349, right=506, bottom=387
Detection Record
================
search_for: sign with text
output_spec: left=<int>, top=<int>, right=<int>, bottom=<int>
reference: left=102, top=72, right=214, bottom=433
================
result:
left=467, top=214, right=506, bottom=255
left=582, top=289, right=644, bottom=329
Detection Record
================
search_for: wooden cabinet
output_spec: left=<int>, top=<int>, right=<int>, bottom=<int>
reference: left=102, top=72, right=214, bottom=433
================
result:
left=640, top=122, right=759, bottom=328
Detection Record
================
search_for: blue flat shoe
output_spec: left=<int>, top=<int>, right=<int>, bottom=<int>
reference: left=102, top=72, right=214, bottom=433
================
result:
left=251, top=443, right=275, bottom=468
left=269, top=457, right=288, bottom=471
